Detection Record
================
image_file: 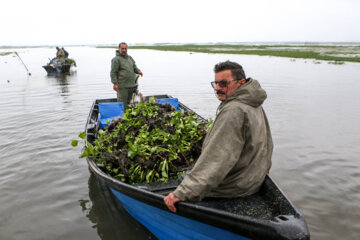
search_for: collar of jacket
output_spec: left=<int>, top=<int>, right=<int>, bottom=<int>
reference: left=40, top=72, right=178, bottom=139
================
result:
left=219, top=78, right=267, bottom=108
left=115, top=50, right=128, bottom=58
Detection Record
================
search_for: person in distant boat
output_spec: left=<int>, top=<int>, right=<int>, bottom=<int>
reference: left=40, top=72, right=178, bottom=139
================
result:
left=62, top=47, right=69, bottom=58
left=110, top=42, right=143, bottom=107
left=56, top=47, right=64, bottom=58
left=164, top=60, right=273, bottom=213
left=55, top=47, right=65, bottom=64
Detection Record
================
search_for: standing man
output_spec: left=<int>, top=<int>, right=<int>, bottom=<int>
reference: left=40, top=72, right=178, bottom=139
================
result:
left=164, top=60, right=273, bottom=213
left=56, top=47, right=64, bottom=58
left=110, top=42, right=143, bottom=107
left=56, top=47, right=65, bottom=64
left=61, top=47, right=69, bottom=58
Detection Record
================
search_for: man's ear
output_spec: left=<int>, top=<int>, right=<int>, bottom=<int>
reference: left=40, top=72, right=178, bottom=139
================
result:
left=238, top=78, right=246, bottom=86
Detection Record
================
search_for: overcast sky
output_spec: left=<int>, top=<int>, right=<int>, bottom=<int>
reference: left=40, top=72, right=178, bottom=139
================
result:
left=1, top=0, right=359, bottom=46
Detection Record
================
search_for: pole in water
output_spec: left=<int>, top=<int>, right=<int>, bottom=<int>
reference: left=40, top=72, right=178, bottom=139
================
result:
left=14, top=51, right=31, bottom=76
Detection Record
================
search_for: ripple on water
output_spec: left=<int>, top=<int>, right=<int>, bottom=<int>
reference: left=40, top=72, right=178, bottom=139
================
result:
left=1, top=47, right=360, bottom=240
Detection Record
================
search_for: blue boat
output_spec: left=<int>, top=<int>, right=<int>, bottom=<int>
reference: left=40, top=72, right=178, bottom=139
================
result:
left=84, top=96, right=310, bottom=240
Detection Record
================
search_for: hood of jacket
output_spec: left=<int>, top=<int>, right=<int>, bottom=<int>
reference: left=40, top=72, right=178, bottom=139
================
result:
left=115, top=50, right=128, bottom=58
left=222, top=78, right=267, bottom=108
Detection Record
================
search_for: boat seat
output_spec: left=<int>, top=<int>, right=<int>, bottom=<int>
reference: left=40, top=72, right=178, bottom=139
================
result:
left=156, top=98, right=180, bottom=111
left=98, top=102, right=124, bottom=129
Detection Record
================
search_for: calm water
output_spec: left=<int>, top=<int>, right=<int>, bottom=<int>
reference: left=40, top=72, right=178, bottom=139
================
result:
left=0, top=47, right=359, bottom=240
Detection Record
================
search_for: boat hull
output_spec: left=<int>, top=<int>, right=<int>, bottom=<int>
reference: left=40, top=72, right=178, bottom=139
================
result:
left=85, top=97, right=310, bottom=240
left=110, top=187, right=249, bottom=240
left=42, top=64, right=73, bottom=74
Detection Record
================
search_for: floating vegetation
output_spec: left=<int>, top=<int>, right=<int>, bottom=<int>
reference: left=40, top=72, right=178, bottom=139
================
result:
left=0, top=52, right=12, bottom=56
left=65, top=58, right=77, bottom=66
left=98, top=44, right=360, bottom=63
left=48, top=57, right=77, bottom=66
left=73, top=98, right=212, bottom=184
left=328, top=61, right=345, bottom=65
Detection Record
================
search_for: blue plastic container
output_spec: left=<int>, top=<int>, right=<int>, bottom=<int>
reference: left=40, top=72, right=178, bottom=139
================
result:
left=156, top=98, right=180, bottom=111
left=98, top=102, right=124, bottom=129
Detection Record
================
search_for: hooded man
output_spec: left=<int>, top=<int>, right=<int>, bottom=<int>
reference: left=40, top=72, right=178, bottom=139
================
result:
left=164, top=60, right=273, bottom=213
left=56, top=47, right=65, bottom=64
left=110, top=42, right=143, bottom=107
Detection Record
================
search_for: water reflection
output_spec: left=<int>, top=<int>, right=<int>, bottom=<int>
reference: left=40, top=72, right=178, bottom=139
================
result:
left=46, top=71, right=78, bottom=96
left=81, top=172, right=156, bottom=240
left=1, top=47, right=360, bottom=240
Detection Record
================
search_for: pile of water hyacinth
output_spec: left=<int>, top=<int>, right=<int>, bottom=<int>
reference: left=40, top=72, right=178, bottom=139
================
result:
left=73, top=98, right=212, bottom=184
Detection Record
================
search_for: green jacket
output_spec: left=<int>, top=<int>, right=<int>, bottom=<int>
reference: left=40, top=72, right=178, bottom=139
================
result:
left=173, top=78, right=273, bottom=201
left=110, top=50, right=140, bottom=88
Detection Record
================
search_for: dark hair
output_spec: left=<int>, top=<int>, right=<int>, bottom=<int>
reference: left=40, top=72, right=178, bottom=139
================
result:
left=213, top=60, right=246, bottom=81
left=119, top=42, right=128, bottom=47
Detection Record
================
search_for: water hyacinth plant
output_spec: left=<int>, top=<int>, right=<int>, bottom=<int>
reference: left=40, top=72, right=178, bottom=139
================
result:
left=73, top=98, right=212, bottom=184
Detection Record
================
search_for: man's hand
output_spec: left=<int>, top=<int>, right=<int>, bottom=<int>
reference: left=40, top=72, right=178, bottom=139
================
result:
left=113, top=83, right=118, bottom=91
left=164, top=192, right=181, bottom=213
left=138, top=70, right=143, bottom=77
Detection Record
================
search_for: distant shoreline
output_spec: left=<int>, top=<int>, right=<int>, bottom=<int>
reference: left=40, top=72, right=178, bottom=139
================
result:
left=1, top=43, right=360, bottom=63
left=0, top=52, right=12, bottom=56
left=98, top=44, right=360, bottom=63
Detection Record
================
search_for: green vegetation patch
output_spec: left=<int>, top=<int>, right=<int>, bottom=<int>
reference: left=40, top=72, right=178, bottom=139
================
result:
left=49, top=57, right=77, bottom=66
left=73, top=98, right=212, bottom=184
left=98, top=44, right=360, bottom=63
left=0, top=52, right=12, bottom=56
left=65, top=58, right=77, bottom=66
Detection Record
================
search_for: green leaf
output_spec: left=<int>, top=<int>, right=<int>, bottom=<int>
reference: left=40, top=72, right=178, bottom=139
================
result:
left=86, top=145, right=94, bottom=155
left=149, top=96, right=156, bottom=104
left=107, top=146, right=113, bottom=153
left=80, top=150, right=89, bottom=158
left=128, top=150, right=136, bottom=159
left=162, top=170, right=168, bottom=178
left=146, top=170, right=154, bottom=182
left=161, top=160, right=167, bottom=172
left=79, top=132, right=86, bottom=139
left=71, top=140, right=78, bottom=147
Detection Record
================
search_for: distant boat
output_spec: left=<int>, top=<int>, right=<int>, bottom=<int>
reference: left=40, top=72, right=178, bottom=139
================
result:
left=84, top=95, right=310, bottom=240
left=42, top=58, right=76, bottom=74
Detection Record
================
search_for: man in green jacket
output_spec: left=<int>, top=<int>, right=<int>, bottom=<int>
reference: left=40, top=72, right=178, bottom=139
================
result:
left=110, top=42, right=143, bottom=106
left=164, top=60, right=273, bottom=213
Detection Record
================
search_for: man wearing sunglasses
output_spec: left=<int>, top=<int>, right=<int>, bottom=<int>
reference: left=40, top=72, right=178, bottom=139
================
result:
left=164, top=60, right=273, bottom=213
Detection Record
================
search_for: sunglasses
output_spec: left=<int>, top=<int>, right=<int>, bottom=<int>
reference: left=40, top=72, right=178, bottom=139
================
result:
left=210, top=79, right=237, bottom=88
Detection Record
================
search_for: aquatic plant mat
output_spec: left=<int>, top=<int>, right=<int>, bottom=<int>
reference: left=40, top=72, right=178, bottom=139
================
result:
left=0, top=52, right=12, bottom=56
left=86, top=99, right=210, bottom=184
left=98, top=43, right=360, bottom=63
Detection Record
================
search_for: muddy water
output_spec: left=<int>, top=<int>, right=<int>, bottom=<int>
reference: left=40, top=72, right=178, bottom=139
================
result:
left=0, top=46, right=359, bottom=240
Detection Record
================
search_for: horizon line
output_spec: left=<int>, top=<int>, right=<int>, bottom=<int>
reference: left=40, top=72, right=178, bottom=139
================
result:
left=1, top=41, right=360, bottom=48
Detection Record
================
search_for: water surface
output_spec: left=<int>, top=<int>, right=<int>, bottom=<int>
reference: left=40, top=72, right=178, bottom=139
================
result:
left=0, top=47, right=359, bottom=240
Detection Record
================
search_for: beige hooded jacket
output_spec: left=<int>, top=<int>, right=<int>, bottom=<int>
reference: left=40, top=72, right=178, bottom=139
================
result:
left=173, top=78, right=273, bottom=201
